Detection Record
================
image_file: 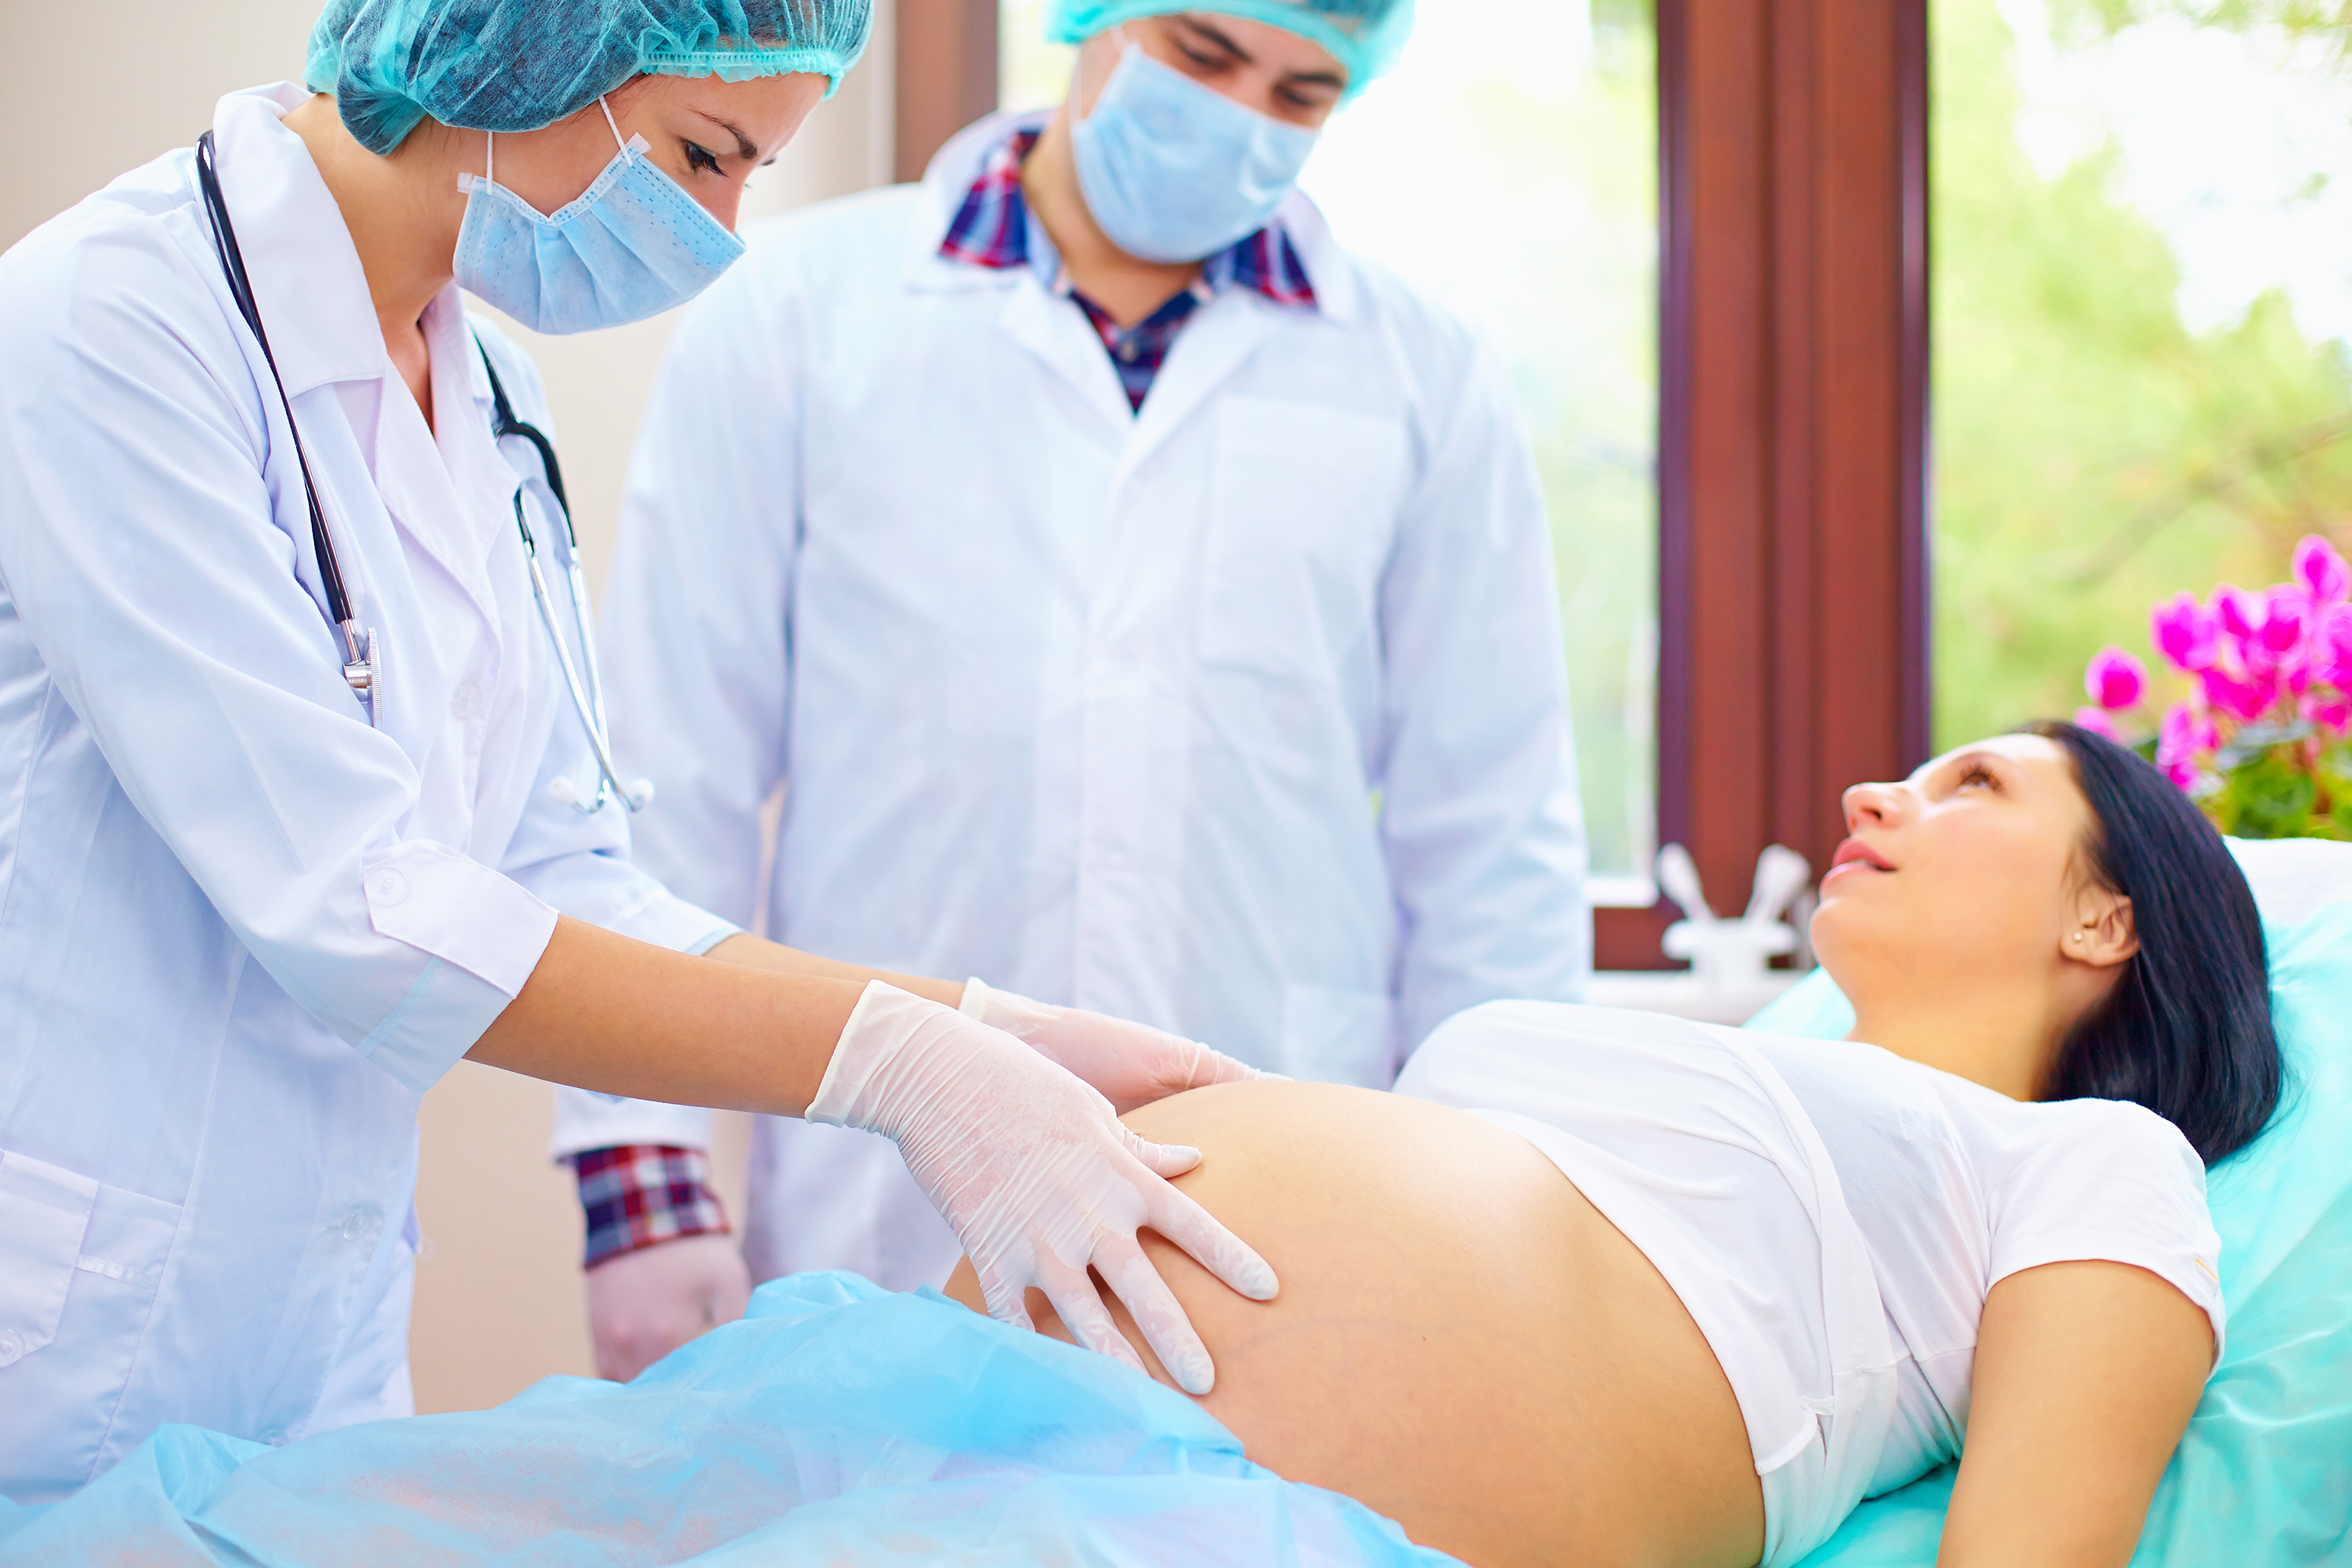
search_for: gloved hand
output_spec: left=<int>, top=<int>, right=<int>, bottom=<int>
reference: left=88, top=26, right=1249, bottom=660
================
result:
left=810, top=982, right=1278, bottom=1394
left=584, top=1232, right=753, bottom=1383
left=960, top=977, right=1277, bottom=1114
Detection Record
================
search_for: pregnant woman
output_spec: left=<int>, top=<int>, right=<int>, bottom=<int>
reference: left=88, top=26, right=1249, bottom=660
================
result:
left=946, top=721, right=2280, bottom=1568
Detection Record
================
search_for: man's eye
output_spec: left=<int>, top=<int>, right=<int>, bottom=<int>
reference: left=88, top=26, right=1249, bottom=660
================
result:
left=684, top=141, right=722, bottom=176
left=1960, top=766, right=1996, bottom=789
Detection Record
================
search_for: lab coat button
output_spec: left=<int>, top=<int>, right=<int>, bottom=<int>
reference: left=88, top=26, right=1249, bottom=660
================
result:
left=450, top=683, right=484, bottom=719
left=366, top=870, right=408, bottom=907
left=339, top=1208, right=378, bottom=1242
left=0, top=1328, right=25, bottom=1365
left=259, top=1427, right=289, bottom=1447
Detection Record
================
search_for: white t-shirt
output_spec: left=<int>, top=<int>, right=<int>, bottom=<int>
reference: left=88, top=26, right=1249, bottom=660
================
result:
left=1398, top=1001, right=2225, bottom=1560
left=1748, top=1031, right=2225, bottom=1494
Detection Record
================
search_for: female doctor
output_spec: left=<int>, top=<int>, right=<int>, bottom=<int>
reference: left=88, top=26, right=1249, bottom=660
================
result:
left=0, top=0, right=1275, bottom=1502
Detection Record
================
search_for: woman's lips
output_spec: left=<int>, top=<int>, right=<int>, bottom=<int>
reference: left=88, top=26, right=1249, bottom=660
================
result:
left=1824, top=837, right=1894, bottom=883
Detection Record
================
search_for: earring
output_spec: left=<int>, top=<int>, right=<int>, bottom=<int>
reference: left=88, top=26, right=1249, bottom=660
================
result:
left=2071, top=932, right=2085, bottom=944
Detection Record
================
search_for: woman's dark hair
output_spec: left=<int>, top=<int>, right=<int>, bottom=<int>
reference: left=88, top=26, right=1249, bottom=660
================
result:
left=2026, top=720, right=2281, bottom=1164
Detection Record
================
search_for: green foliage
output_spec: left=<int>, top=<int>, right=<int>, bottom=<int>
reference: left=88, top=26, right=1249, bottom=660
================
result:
left=1930, top=0, right=2352, bottom=748
left=2049, top=0, right=2352, bottom=43
left=2206, top=739, right=2352, bottom=837
left=1589, top=0, right=1655, bottom=33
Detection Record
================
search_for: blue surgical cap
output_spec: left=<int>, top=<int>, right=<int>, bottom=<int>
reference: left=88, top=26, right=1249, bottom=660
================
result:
left=306, top=0, right=873, bottom=156
left=1044, top=0, right=1413, bottom=98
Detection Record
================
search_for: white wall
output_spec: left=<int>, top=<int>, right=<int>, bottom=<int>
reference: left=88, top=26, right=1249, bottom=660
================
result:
left=0, top=0, right=898, bottom=1412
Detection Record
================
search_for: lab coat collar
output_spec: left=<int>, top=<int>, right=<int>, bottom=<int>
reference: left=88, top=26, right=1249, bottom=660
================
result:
left=208, top=84, right=393, bottom=400
left=901, top=107, right=1358, bottom=325
left=1120, top=289, right=1282, bottom=476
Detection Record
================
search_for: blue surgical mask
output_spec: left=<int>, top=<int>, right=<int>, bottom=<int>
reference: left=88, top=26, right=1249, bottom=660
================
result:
left=454, top=99, right=746, bottom=335
left=1069, top=37, right=1322, bottom=265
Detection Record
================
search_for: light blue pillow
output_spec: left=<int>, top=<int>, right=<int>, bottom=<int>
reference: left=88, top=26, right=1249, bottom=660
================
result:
left=1772, top=900, right=2352, bottom=1566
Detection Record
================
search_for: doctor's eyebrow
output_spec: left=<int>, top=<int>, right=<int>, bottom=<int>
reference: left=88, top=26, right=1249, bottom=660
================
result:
left=1174, top=13, right=1347, bottom=90
left=693, top=110, right=761, bottom=162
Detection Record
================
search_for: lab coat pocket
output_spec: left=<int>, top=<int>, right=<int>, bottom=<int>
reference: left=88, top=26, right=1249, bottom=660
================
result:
left=1199, top=399, right=1410, bottom=680
left=1278, top=982, right=1400, bottom=1089
left=0, top=1150, right=181, bottom=1495
left=0, top=1151, right=97, bottom=1371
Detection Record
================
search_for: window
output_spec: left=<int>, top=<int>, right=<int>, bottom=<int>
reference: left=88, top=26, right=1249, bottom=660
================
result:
left=999, top=0, right=1664, bottom=900
left=1933, top=0, right=2352, bottom=745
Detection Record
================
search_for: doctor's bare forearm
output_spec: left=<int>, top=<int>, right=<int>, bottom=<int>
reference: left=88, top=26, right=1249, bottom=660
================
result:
left=699, top=932, right=967, bottom=1010
left=467, top=916, right=876, bottom=1116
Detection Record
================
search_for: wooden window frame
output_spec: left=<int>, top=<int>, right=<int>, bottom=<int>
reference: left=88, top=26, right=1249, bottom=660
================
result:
left=1609, top=0, right=1932, bottom=966
left=895, top=0, right=1002, bottom=184
left=894, top=0, right=1933, bottom=973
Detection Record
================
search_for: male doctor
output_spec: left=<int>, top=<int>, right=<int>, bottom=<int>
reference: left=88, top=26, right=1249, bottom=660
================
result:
left=555, top=0, right=1592, bottom=1378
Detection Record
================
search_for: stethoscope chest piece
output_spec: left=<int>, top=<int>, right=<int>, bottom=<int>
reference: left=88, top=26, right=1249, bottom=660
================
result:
left=548, top=774, right=655, bottom=812
left=342, top=629, right=379, bottom=702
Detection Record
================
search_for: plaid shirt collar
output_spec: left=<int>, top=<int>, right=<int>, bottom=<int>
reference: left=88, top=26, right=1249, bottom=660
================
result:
left=937, top=127, right=1319, bottom=315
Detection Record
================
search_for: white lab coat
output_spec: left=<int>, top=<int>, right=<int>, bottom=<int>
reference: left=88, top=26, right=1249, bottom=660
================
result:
left=553, top=113, right=1590, bottom=1290
left=0, top=86, right=731, bottom=1500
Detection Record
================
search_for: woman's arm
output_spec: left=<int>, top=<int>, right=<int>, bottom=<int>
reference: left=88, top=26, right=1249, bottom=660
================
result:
left=1939, top=1259, right=2212, bottom=1568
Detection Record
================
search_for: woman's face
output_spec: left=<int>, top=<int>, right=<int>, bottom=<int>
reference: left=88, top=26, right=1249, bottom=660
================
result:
left=1811, top=734, right=2133, bottom=1065
left=481, top=70, right=828, bottom=234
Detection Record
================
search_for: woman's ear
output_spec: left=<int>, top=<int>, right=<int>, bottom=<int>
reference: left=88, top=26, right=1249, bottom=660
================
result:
left=2064, top=892, right=2139, bottom=970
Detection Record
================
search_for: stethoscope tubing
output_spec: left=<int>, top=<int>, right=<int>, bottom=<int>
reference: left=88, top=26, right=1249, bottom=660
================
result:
left=194, top=128, right=643, bottom=815
left=196, top=131, right=378, bottom=705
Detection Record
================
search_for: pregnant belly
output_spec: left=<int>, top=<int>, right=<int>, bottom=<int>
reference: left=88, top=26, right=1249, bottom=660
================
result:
left=942, top=1080, right=1762, bottom=1568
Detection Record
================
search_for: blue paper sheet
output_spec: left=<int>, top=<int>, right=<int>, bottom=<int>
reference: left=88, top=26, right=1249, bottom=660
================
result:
left=0, top=1271, right=1455, bottom=1566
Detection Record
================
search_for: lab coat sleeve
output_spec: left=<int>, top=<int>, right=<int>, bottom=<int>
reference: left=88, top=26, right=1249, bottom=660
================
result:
left=1376, top=335, right=1591, bottom=1054
left=544, top=240, right=802, bottom=1161
left=0, top=225, right=550, bottom=1095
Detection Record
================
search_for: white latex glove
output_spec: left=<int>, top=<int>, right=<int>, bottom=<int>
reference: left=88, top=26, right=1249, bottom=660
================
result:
left=584, top=1232, right=753, bottom=1383
left=810, top=981, right=1278, bottom=1394
left=961, top=977, right=1278, bottom=1114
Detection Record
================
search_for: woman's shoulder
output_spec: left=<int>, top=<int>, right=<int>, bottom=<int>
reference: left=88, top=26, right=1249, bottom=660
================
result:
left=0, top=147, right=263, bottom=443
left=3, top=144, right=205, bottom=291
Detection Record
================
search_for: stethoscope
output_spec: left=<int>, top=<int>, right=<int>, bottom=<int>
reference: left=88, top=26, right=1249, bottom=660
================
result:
left=194, top=130, right=649, bottom=815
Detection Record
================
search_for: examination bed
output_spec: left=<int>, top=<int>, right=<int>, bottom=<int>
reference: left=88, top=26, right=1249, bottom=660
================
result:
left=1, top=845, right=2344, bottom=1566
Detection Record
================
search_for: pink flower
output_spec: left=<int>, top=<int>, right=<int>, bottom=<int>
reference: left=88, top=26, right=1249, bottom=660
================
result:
left=2199, top=663, right=2278, bottom=724
left=2151, top=592, right=2221, bottom=671
left=2073, top=705, right=2121, bottom=740
left=2303, top=689, right=2352, bottom=738
left=2259, top=586, right=2316, bottom=694
left=2260, top=583, right=2312, bottom=657
left=2294, top=534, right=2351, bottom=607
left=2083, top=646, right=2148, bottom=711
left=2155, top=699, right=2216, bottom=790
left=2324, top=602, right=2352, bottom=689
left=2215, top=584, right=2263, bottom=643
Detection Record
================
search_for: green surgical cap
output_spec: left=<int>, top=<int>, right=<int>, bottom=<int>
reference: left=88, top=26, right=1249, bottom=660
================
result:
left=306, top=0, right=873, bottom=156
left=1044, top=0, right=1413, bottom=98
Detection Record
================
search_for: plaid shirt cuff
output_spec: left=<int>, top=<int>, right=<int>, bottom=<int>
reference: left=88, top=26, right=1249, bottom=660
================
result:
left=571, top=1145, right=730, bottom=1268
